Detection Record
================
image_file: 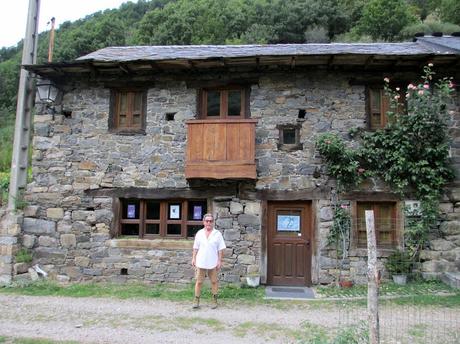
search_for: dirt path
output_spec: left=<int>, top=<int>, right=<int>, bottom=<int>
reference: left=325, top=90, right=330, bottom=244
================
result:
left=0, top=294, right=341, bottom=344
left=1, top=294, right=459, bottom=343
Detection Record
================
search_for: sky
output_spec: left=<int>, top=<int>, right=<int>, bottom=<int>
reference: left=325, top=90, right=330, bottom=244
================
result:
left=0, top=0, right=134, bottom=49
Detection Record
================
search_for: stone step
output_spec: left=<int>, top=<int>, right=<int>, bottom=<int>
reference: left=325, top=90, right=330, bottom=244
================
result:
left=441, top=272, right=460, bottom=289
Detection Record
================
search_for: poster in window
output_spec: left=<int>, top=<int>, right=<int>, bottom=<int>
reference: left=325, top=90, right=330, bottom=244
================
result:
left=127, top=204, right=136, bottom=219
left=277, top=215, right=300, bottom=232
left=193, top=205, right=203, bottom=220
left=169, top=204, right=180, bottom=219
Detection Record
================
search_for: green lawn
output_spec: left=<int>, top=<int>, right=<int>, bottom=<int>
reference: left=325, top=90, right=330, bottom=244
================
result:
left=1, top=279, right=458, bottom=307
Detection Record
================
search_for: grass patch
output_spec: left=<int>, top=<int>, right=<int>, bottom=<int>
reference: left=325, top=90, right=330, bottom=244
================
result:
left=316, top=280, right=458, bottom=299
left=0, top=280, right=265, bottom=303
left=14, top=248, right=32, bottom=263
left=175, top=316, right=225, bottom=331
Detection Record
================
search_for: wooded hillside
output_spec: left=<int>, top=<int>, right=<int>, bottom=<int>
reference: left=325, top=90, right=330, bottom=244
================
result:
left=0, top=0, right=459, bottom=174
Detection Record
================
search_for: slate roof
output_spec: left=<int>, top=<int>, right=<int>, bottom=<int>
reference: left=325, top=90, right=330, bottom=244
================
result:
left=25, top=36, right=460, bottom=79
left=77, top=38, right=460, bottom=63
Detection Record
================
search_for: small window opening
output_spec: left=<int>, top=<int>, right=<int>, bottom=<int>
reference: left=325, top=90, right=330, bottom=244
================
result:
left=298, top=109, right=306, bottom=119
left=282, top=128, right=296, bottom=144
left=120, top=268, right=128, bottom=275
left=165, top=112, right=176, bottom=121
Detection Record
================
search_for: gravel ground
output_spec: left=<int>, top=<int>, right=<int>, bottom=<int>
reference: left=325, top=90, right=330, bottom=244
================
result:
left=1, top=294, right=459, bottom=344
left=0, top=294, right=341, bottom=344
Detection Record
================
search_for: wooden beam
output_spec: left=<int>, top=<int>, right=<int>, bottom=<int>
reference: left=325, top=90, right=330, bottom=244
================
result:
left=119, top=63, right=131, bottom=75
left=364, top=56, right=374, bottom=69
left=85, top=186, right=238, bottom=199
left=239, top=187, right=331, bottom=201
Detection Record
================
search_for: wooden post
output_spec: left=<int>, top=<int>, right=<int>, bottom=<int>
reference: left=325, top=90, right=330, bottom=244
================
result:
left=366, top=210, right=380, bottom=344
left=48, top=17, right=55, bottom=63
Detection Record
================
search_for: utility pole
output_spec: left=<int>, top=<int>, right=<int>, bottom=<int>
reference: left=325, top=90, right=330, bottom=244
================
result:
left=7, top=0, right=41, bottom=210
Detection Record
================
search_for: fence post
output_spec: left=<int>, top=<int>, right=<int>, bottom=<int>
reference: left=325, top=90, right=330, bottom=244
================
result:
left=366, top=210, right=380, bottom=344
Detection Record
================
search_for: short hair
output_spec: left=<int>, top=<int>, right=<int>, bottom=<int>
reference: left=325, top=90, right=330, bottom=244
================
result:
left=203, top=213, right=214, bottom=221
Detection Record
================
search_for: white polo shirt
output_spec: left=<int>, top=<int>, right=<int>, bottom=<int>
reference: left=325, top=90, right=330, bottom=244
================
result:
left=193, top=228, right=226, bottom=269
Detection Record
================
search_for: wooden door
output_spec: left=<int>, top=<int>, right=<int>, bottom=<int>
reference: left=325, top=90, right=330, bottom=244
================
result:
left=267, top=201, right=312, bottom=286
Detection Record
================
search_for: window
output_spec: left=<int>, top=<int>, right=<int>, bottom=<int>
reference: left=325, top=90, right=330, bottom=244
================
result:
left=277, top=124, right=303, bottom=151
left=367, top=88, right=390, bottom=130
left=355, top=202, right=398, bottom=248
left=110, top=90, right=146, bottom=133
left=367, top=87, right=405, bottom=130
left=119, top=199, right=207, bottom=239
left=199, top=87, right=249, bottom=118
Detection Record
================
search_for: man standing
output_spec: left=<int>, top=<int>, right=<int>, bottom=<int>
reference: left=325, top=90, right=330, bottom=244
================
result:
left=192, top=213, right=226, bottom=309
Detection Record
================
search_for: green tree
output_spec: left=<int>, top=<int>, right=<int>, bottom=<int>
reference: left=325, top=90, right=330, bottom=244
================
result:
left=439, top=0, right=460, bottom=25
left=357, top=0, right=416, bottom=41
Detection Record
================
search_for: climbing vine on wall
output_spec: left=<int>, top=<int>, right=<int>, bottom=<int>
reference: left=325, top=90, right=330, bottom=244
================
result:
left=316, top=65, right=456, bottom=256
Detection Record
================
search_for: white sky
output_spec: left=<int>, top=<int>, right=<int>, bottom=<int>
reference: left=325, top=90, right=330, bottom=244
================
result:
left=0, top=0, right=135, bottom=49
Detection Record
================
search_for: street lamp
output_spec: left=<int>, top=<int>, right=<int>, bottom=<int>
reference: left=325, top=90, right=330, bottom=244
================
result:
left=36, top=78, right=60, bottom=104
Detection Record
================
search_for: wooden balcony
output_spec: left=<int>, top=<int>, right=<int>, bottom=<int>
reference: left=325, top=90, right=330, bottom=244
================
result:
left=185, top=119, right=257, bottom=179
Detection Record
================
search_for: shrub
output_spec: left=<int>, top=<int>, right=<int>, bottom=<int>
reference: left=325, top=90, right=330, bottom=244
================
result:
left=385, top=250, right=413, bottom=275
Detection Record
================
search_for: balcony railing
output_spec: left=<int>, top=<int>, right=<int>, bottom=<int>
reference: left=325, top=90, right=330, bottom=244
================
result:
left=185, top=119, right=257, bottom=179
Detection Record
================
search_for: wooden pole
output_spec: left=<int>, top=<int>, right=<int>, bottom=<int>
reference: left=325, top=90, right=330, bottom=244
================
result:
left=366, top=210, right=380, bottom=344
left=8, top=0, right=40, bottom=210
left=48, top=17, right=55, bottom=63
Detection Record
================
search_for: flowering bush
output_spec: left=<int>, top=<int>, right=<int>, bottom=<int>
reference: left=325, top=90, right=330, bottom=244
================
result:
left=316, top=64, right=456, bottom=255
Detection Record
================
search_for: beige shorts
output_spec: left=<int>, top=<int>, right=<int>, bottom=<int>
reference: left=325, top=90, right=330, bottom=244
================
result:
left=195, top=267, right=218, bottom=283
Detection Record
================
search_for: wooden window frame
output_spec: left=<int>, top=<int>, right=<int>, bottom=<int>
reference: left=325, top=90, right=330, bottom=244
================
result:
left=109, top=89, right=147, bottom=134
left=352, top=201, right=400, bottom=249
left=199, top=86, right=249, bottom=119
left=366, top=86, right=406, bottom=131
left=276, top=124, right=303, bottom=151
left=118, top=199, right=207, bottom=239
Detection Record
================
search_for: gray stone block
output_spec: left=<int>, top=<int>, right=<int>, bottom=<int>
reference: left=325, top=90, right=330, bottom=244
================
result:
left=22, top=235, right=36, bottom=248
left=23, top=218, right=56, bottom=235
left=224, top=229, right=240, bottom=241
left=238, top=214, right=259, bottom=227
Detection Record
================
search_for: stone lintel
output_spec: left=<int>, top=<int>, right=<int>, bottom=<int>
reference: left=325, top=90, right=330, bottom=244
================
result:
left=109, top=239, right=193, bottom=250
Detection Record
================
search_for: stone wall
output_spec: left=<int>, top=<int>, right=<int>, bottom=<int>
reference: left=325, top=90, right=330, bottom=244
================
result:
left=5, top=70, right=457, bottom=285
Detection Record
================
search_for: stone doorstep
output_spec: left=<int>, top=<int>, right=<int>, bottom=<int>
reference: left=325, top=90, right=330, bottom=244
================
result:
left=441, top=272, right=460, bottom=289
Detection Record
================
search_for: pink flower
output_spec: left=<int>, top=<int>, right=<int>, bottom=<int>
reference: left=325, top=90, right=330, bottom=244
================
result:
left=325, top=140, right=331, bottom=144
left=407, top=84, right=416, bottom=90
left=428, top=63, right=433, bottom=67
left=418, top=90, right=424, bottom=95
left=396, top=87, right=400, bottom=91
left=340, top=204, right=349, bottom=209
left=357, top=167, right=365, bottom=174
left=449, top=81, right=455, bottom=88
left=423, top=84, right=429, bottom=89
left=394, top=95, right=400, bottom=100
left=406, top=93, right=410, bottom=98
left=384, top=77, right=390, bottom=83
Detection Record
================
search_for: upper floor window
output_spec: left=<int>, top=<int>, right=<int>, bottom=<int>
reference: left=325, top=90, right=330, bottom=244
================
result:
left=110, top=89, right=146, bottom=133
left=119, top=199, right=207, bottom=239
left=355, top=201, right=398, bottom=248
left=367, top=87, right=405, bottom=130
left=199, top=87, right=249, bottom=119
left=367, top=88, right=390, bottom=130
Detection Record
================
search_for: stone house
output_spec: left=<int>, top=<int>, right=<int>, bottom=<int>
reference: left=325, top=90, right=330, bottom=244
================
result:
left=1, top=36, right=459, bottom=286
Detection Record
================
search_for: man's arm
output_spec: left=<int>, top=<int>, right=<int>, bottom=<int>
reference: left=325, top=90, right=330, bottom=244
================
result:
left=192, top=249, right=198, bottom=267
left=216, top=249, right=224, bottom=270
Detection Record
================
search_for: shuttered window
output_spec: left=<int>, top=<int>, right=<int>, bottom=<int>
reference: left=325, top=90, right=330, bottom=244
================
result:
left=355, top=202, right=397, bottom=248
